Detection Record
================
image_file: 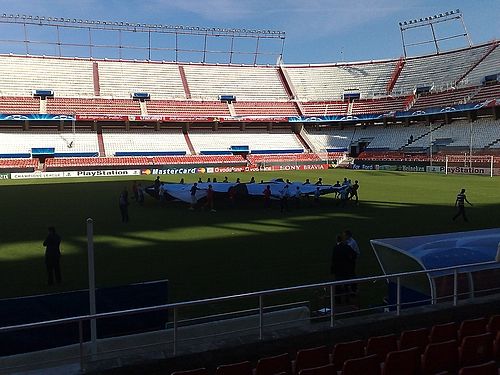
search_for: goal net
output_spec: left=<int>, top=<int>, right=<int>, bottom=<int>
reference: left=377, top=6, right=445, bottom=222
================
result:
left=444, top=155, right=498, bottom=177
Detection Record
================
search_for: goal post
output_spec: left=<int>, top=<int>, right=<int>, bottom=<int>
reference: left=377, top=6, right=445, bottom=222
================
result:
left=444, top=155, right=495, bottom=177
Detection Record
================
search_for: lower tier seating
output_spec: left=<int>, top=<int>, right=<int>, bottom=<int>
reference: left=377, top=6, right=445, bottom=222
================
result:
left=168, top=315, right=500, bottom=375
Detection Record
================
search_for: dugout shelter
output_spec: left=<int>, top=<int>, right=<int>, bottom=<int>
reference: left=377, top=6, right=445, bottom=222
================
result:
left=370, top=228, right=500, bottom=308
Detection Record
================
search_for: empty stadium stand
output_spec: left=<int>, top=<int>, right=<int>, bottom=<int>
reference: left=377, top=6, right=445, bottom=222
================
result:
left=164, top=315, right=500, bottom=375
left=146, top=100, right=231, bottom=116
left=183, top=65, right=289, bottom=101
left=285, top=60, right=397, bottom=100
left=392, top=43, right=493, bottom=94
left=46, top=98, right=141, bottom=115
left=0, top=55, right=94, bottom=97
left=0, top=130, right=99, bottom=156
left=0, top=96, right=40, bottom=114
left=98, top=61, right=186, bottom=99
left=101, top=130, right=190, bottom=156
left=189, top=131, right=304, bottom=155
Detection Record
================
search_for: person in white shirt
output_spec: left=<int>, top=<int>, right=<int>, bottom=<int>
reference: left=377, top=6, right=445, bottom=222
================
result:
left=344, top=230, right=360, bottom=255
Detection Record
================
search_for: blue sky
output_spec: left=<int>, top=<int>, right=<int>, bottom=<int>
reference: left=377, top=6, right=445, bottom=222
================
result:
left=0, top=0, right=497, bottom=64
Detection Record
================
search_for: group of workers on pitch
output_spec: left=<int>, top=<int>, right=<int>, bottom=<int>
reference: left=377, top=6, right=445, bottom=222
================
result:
left=172, top=176, right=361, bottom=212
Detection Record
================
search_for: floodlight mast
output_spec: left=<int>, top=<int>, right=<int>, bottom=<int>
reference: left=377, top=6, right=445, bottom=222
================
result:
left=398, top=9, right=473, bottom=57
left=0, top=13, right=286, bottom=65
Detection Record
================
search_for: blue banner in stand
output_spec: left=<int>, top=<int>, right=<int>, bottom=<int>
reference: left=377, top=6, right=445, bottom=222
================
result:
left=0, top=114, right=75, bottom=121
left=394, top=102, right=486, bottom=118
left=288, top=114, right=384, bottom=123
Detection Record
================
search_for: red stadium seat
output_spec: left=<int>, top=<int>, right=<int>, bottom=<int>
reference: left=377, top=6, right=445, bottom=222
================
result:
left=458, top=317, right=487, bottom=343
left=255, top=353, right=291, bottom=375
left=294, top=346, right=330, bottom=374
left=458, top=360, right=498, bottom=375
left=341, top=354, right=381, bottom=375
left=215, top=361, right=253, bottom=375
left=365, top=334, right=398, bottom=363
left=171, top=369, right=209, bottom=375
left=298, top=364, right=335, bottom=375
left=429, top=322, right=457, bottom=343
left=459, top=332, right=493, bottom=367
left=332, top=340, right=365, bottom=371
left=421, top=339, right=458, bottom=375
left=331, top=339, right=365, bottom=371
left=487, top=315, right=500, bottom=334
left=381, top=347, right=419, bottom=375
left=399, top=328, right=429, bottom=354
left=495, top=331, right=500, bottom=362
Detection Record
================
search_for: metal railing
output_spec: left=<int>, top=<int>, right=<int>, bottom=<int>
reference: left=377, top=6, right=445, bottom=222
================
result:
left=0, top=260, right=498, bottom=373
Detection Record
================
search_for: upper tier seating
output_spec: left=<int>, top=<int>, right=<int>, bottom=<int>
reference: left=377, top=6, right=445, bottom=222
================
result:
left=101, top=130, right=190, bottom=156
left=232, top=101, right=299, bottom=116
left=411, top=86, right=478, bottom=110
left=392, top=44, right=492, bottom=93
left=0, top=96, right=40, bottom=114
left=470, top=83, right=500, bottom=102
left=285, top=61, right=396, bottom=101
left=351, top=97, right=406, bottom=114
left=300, top=101, right=348, bottom=116
left=0, top=55, right=94, bottom=97
left=146, top=100, right=230, bottom=116
left=98, top=61, right=186, bottom=99
left=189, top=131, right=304, bottom=154
left=462, top=43, right=499, bottom=85
left=183, top=65, right=289, bottom=101
left=46, top=98, right=141, bottom=115
left=0, top=130, right=98, bottom=155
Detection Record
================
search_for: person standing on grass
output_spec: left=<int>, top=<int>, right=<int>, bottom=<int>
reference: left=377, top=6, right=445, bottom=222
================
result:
left=153, top=176, right=161, bottom=198
left=350, top=180, right=360, bottom=205
left=263, top=185, right=272, bottom=208
left=119, top=188, right=129, bottom=222
left=43, top=226, right=62, bottom=285
left=331, top=235, right=357, bottom=304
left=344, top=229, right=359, bottom=294
left=203, top=184, right=216, bottom=212
left=453, top=188, right=472, bottom=222
left=137, top=183, right=144, bottom=205
left=280, top=184, right=290, bottom=213
left=132, top=181, right=139, bottom=201
left=189, top=182, right=198, bottom=210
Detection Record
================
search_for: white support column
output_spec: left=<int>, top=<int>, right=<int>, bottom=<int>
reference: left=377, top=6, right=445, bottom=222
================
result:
left=87, top=218, right=97, bottom=355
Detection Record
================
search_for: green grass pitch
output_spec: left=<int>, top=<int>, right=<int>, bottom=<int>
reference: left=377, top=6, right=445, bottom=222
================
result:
left=0, top=170, right=499, bottom=309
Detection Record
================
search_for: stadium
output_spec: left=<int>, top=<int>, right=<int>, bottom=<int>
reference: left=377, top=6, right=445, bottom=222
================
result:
left=0, top=5, right=499, bottom=375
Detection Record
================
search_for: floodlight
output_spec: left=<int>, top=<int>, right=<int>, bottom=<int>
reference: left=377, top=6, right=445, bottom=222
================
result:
left=456, top=9, right=460, bottom=13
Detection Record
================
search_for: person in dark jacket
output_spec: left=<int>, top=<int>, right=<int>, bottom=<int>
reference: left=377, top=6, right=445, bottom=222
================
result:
left=331, top=235, right=357, bottom=304
left=119, top=188, right=129, bottom=222
left=43, top=226, right=62, bottom=285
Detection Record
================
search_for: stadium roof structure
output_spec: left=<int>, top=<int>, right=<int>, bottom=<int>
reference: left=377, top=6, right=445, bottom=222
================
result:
left=371, top=228, right=500, bottom=277
left=0, top=13, right=286, bottom=65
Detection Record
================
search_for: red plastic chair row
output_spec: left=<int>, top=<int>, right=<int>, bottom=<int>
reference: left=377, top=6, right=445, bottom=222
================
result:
left=171, top=317, right=500, bottom=375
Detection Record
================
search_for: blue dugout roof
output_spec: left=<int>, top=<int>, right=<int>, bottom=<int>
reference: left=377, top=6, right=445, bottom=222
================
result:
left=371, top=228, right=500, bottom=277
